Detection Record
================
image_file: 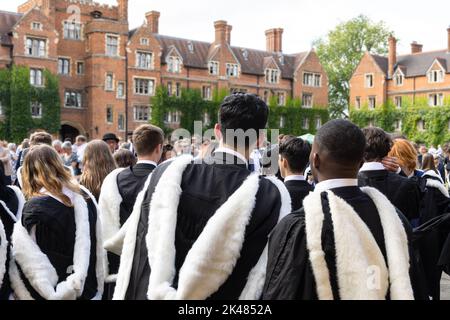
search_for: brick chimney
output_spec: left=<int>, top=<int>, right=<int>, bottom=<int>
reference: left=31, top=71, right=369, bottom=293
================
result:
left=447, top=26, right=450, bottom=52
left=146, top=11, right=160, bottom=34
left=225, top=25, right=232, bottom=45
left=214, top=20, right=228, bottom=44
left=118, top=0, right=128, bottom=22
left=265, top=28, right=283, bottom=53
left=410, top=41, right=423, bottom=54
left=40, top=0, right=55, bottom=24
left=388, top=35, right=397, bottom=78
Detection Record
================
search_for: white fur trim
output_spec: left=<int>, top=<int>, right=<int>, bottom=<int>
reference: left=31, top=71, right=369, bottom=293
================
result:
left=422, top=171, right=449, bottom=198
left=0, top=219, right=7, bottom=289
left=146, top=155, right=262, bottom=300
left=8, top=186, right=25, bottom=221
left=239, top=176, right=292, bottom=300
left=113, top=173, right=153, bottom=300
left=10, top=192, right=92, bottom=300
left=423, top=170, right=444, bottom=184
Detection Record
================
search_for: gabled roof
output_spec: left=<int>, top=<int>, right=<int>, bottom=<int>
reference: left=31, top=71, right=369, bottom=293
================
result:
left=396, top=50, right=450, bottom=77
left=370, top=54, right=389, bottom=74
left=0, top=10, right=23, bottom=45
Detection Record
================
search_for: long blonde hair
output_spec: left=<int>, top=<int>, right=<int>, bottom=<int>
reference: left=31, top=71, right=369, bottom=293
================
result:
left=22, top=145, right=80, bottom=207
left=80, top=140, right=117, bottom=199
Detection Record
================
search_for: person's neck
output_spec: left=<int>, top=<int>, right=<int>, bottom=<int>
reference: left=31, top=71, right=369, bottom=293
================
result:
left=220, top=142, right=251, bottom=160
left=138, top=154, right=159, bottom=164
left=285, top=169, right=304, bottom=178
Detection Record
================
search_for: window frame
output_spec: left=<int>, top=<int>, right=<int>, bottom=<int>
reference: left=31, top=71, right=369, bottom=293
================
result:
left=58, top=57, right=71, bottom=75
left=302, top=93, right=313, bottom=108
left=106, top=34, right=119, bottom=57
left=26, top=37, right=46, bottom=57
left=134, top=77, right=155, bottom=96
left=106, top=105, right=114, bottom=124
left=133, top=105, right=151, bottom=122
left=365, top=73, right=374, bottom=88
left=30, top=68, right=44, bottom=87
left=30, top=101, right=42, bottom=118
left=63, top=21, right=82, bottom=40
left=64, top=90, right=83, bottom=108
left=136, top=51, right=153, bottom=70
left=208, top=61, right=219, bottom=75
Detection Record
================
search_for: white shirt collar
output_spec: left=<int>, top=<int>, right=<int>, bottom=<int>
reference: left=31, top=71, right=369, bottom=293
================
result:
left=359, top=162, right=386, bottom=172
left=137, top=160, right=158, bottom=167
left=314, top=179, right=358, bottom=193
left=214, top=147, right=248, bottom=165
left=284, top=175, right=306, bottom=182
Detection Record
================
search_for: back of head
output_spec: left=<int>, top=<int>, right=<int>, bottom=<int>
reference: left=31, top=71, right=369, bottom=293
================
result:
left=62, top=141, right=72, bottom=150
left=362, top=127, right=392, bottom=162
left=219, top=93, right=268, bottom=149
left=315, top=119, right=366, bottom=167
left=133, top=124, right=164, bottom=157
left=114, top=149, right=137, bottom=168
left=30, top=131, right=52, bottom=147
left=279, top=137, right=311, bottom=174
left=76, top=135, right=87, bottom=144
left=389, top=139, right=418, bottom=172
left=421, top=153, right=436, bottom=172
left=22, top=145, right=80, bottom=207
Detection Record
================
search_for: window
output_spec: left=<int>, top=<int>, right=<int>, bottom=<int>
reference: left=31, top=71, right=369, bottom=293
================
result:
left=315, top=117, right=322, bottom=129
left=136, top=51, right=153, bottom=69
left=26, top=38, right=46, bottom=57
left=230, top=88, right=247, bottom=94
left=368, top=96, right=376, bottom=109
left=277, top=92, right=286, bottom=106
left=140, top=38, right=149, bottom=46
left=31, top=102, right=42, bottom=118
left=117, top=82, right=125, bottom=99
left=105, top=73, right=114, bottom=91
left=77, top=62, right=84, bottom=75
left=167, top=82, right=173, bottom=96
left=106, top=35, right=119, bottom=56
left=429, top=93, right=444, bottom=107
left=302, top=93, right=313, bottom=108
left=65, top=90, right=82, bottom=108
left=395, top=96, right=402, bottom=108
left=265, top=69, right=279, bottom=84
left=417, top=120, right=426, bottom=131
left=106, top=105, right=113, bottom=123
left=58, top=58, right=70, bottom=75
left=395, top=73, right=404, bottom=86
left=30, top=69, right=43, bottom=86
left=175, top=83, right=181, bottom=98
left=279, top=116, right=285, bottom=128
left=355, top=97, right=361, bottom=109
left=118, top=114, right=125, bottom=131
left=394, top=119, right=402, bottom=132
left=365, top=74, right=374, bottom=88
left=134, top=105, right=150, bottom=122
left=226, top=63, right=239, bottom=77
left=63, top=21, right=82, bottom=40
left=165, top=111, right=180, bottom=124
left=209, top=61, right=219, bottom=75
left=303, top=72, right=321, bottom=87
left=202, top=86, right=212, bottom=101
left=134, top=78, right=154, bottom=96
left=428, top=69, right=444, bottom=83
left=168, top=56, right=182, bottom=73
left=187, top=41, right=194, bottom=53
left=302, top=117, right=309, bottom=130
left=31, top=22, right=42, bottom=31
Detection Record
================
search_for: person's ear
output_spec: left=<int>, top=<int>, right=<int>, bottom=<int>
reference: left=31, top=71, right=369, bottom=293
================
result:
left=312, top=153, right=320, bottom=170
left=214, top=124, right=222, bottom=142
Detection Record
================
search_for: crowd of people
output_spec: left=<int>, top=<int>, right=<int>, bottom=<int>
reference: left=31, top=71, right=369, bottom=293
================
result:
left=0, top=93, right=449, bottom=300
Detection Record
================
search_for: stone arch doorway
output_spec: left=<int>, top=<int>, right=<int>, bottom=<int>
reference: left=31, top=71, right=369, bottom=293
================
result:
left=60, top=122, right=85, bottom=143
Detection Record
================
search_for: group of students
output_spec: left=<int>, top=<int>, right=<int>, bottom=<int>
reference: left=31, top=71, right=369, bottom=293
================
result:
left=0, top=92, right=449, bottom=300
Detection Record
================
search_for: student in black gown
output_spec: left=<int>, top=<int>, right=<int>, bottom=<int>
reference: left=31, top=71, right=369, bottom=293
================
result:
left=9, top=145, right=104, bottom=300
left=262, top=119, right=427, bottom=300
left=114, top=93, right=292, bottom=300
left=278, top=136, right=313, bottom=211
left=358, top=127, right=421, bottom=223
left=99, top=124, right=164, bottom=299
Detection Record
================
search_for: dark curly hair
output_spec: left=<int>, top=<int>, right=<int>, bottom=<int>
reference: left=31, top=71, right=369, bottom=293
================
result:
left=362, top=127, right=392, bottom=162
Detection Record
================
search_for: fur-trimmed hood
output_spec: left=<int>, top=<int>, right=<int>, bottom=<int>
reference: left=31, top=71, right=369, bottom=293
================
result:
left=303, top=187, right=414, bottom=300
left=422, top=170, right=449, bottom=198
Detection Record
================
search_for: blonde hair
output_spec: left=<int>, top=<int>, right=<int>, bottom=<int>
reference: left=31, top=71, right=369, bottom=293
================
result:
left=22, top=145, right=80, bottom=207
left=389, top=139, right=418, bottom=172
left=80, top=140, right=117, bottom=199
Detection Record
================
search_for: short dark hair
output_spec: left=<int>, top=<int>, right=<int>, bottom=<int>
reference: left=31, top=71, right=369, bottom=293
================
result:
left=362, top=127, right=392, bottom=161
left=30, top=131, right=52, bottom=146
left=114, top=149, right=137, bottom=168
left=315, top=120, right=366, bottom=166
left=219, top=93, right=268, bottom=148
left=279, top=137, right=311, bottom=174
left=132, top=124, right=164, bottom=156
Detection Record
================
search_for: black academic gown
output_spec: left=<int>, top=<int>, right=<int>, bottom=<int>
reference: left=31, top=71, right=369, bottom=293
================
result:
left=125, top=152, right=282, bottom=300
left=284, top=179, right=314, bottom=211
left=103, top=163, right=155, bottom=300
left=262, top=186, right=428, bottom=300
left=19, top=194, right=99, bottom=300
left=358, top=170, right=421, bottom=221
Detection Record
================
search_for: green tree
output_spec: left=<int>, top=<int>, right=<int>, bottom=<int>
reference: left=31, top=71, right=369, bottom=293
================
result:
left=315, top=15, right=393, bottom=118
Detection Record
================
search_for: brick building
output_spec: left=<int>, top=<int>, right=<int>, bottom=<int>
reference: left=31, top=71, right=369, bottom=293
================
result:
left=0, top=0, right=328, bottom=141
left=350, top=27, right=450, bottom=129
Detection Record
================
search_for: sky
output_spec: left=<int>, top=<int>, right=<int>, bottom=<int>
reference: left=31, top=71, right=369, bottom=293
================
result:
left=2, top=0, right=450, bottom=55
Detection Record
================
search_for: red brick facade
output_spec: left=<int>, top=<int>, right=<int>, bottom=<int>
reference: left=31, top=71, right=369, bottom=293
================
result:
left=1, top=0, right=328, bottom=141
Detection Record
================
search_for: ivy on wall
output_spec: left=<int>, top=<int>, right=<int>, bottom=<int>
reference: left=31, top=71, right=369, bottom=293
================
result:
left=0, top=66, right=60, bottom=143
left=151, top=86, right=329, bottom=138
left=350, top=99, right=450, bottom=146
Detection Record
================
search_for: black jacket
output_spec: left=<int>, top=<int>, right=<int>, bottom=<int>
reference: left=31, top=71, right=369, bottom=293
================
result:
left=284, top=179, right=313, bottom=211
left=358, top=170, right=421, bottom=221
left=125, top=152, right=283, bottom=300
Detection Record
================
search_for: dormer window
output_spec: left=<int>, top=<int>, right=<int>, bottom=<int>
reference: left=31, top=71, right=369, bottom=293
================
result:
left=428, top=69, right=444, bottom=83
left=365, top=74, right=374, bottom=88
left=242, top=49, right=249, bottom=61
left=168, top=56, right=182, bottom=73
left=394, top=72, right=404, bottom=86
left=187, top=41, right=194, bottom=53
left=226, top=63, right=239, bottom=77
left=265, top=68, right=279, bottom=84
left=209, top=61, right=219, bottom=75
